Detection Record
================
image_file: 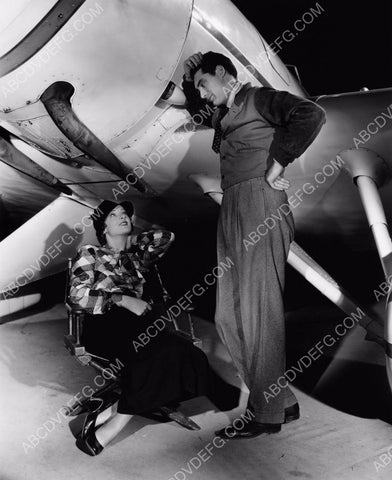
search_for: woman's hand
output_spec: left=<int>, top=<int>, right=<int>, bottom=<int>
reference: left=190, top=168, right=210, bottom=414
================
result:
left=118, top=295, right=152, bottom=316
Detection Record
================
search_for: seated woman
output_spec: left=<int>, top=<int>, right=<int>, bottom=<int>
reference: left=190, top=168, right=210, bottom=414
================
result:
left=69, top=200, right=213, bottom=456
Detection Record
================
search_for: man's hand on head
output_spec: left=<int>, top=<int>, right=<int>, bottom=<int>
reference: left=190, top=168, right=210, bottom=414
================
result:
left=184, top=52, right=203, bottom=82
left=265, top=159, right=291, bottom=190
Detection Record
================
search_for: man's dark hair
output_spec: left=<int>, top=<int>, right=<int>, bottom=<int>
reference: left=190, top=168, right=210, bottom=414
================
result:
left=191, top=51, right=237, bottom=80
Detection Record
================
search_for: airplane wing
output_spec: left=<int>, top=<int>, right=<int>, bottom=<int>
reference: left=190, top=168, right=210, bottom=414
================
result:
left=0, top=0, right=391, bottom=327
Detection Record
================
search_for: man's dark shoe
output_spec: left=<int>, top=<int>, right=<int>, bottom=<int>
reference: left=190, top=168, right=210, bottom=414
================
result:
left=284, top=403, right=300, bottom=424
left=215, top=421, right=281, bottom=439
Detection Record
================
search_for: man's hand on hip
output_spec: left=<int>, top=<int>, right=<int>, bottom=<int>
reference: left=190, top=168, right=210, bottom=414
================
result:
left=265, top=159, right=291, bottom=190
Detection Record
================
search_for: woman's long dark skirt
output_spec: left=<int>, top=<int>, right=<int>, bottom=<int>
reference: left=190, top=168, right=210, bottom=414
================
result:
left=82, top=304, right=211, bottom=415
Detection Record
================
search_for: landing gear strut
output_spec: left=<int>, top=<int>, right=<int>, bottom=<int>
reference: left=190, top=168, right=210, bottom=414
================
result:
left=340, top=148, right=392, bottom=390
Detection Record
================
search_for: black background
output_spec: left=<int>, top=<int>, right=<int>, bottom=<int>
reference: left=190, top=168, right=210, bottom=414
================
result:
left=232, top=0, right=392, bottom=95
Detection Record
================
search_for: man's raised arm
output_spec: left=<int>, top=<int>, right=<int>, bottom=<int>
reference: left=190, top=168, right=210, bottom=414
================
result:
left=181, top=52, right=213, bottom=128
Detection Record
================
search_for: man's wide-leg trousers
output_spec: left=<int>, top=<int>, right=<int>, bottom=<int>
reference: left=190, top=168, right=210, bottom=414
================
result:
left=215, top=176, right=298, bottom=423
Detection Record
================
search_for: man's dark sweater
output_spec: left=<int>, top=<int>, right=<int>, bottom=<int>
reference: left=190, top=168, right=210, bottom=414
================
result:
left=182, top=78, right=326, bottom=190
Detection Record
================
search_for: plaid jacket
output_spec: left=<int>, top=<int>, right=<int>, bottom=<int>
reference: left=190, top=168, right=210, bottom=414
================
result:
left=69, top=230, right=174, bottom=314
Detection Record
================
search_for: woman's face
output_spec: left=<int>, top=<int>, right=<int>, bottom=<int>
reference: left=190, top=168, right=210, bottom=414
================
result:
left=103, top=205, right=132, bottom=238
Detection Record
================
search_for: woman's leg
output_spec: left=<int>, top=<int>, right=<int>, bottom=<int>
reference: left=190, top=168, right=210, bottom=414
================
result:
left=95, top=402, right=133, bottom=447
left=95, top=403, right=115, bottom=428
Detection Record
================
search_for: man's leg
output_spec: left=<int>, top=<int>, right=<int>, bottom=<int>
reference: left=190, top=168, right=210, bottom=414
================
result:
left=245, top=183, right=297, bottom=423
left=215, top=178, right=297, bottom=428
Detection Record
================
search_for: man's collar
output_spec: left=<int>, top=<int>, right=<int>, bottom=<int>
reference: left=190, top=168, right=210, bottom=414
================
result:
left=226, top=80, right=241, bottom=108
left=226, top=81, right=251, bottom=108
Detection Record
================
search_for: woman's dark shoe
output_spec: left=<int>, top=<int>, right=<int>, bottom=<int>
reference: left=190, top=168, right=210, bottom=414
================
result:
left=284, top=403, right=300, bottom=424
left=76, top=411, right=104, bottom=456
left=75, top=428, right=104, bottom=456
left=159, top=406, right=201, bottom=431
left=72, top=391, right=120, bottom=417
left=80, top=411, right=99, bottom=440
left=85, top=391, right=120, bottom=414
left=215, top=421, right=281, bottom=439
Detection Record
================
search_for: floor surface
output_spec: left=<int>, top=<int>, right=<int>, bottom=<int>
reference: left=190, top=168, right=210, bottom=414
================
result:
left=1, top=302, right=392, bottom=480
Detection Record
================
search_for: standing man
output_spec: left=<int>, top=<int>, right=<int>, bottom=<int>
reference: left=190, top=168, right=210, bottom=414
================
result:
left=182, top=51, right=326, bottom=438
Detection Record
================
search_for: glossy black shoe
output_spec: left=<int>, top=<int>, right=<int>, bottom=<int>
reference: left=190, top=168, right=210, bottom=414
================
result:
left=85, top=391, right=120, bottom=414
left=80, top=411, right=100, bottom=441
left=215, top=421, right=281, bottom=439
left=72, top=391, right=120, bottom=417
left=284, top=403, right=300, bottom=424
left=75, top=428, right=104, bottom=456
left=76, top=410, right=104, bottom=456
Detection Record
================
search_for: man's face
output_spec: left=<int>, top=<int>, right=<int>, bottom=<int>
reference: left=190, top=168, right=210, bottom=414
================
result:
left=104, top=205, right=132, bottom=238
left=194, top=67, right=227, bottom=106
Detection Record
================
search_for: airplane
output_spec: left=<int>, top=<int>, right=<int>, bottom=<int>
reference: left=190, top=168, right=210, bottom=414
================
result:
left=0, top=0, right=391, bottom=394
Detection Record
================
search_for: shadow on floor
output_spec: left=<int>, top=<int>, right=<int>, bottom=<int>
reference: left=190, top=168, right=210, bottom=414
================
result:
left=285, top=303, right=392, bottom=425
